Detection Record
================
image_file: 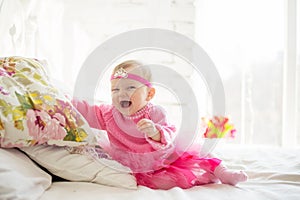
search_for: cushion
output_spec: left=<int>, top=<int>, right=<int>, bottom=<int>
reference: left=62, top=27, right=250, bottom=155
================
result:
left=0, top=148, right=52, bottom=200
left=20, top=142, right=137, bottom=189
left=0, top=56, right=92, bottom=147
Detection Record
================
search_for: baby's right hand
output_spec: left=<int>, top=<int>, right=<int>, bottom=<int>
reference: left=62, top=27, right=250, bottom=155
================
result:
left=136, top=118, right=161, bottom=141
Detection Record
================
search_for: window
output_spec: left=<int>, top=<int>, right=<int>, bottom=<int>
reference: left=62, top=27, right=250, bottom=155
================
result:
left=195, top=0, right=299, bottom=146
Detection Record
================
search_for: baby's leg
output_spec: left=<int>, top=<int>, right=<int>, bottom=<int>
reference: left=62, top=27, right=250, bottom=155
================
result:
left=207, top=153, right=248, bottom=185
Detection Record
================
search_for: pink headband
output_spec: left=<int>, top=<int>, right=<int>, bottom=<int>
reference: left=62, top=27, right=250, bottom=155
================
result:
left=110, top=68, right=152, bottom=87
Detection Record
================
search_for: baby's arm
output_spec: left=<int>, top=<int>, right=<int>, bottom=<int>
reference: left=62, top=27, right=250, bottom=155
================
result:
left=71, top=99, right=107, bottom=130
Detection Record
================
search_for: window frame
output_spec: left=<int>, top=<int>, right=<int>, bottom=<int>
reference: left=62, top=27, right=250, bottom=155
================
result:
left=282, top=0, right=298, bottom=146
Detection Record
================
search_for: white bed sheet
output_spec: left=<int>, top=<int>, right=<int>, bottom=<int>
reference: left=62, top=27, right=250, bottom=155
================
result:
left=41, top=145, right=300, bottom=200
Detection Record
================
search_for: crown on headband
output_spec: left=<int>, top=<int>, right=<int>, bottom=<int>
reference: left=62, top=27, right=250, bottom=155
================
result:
left=110, top=67, right=152, bottom=87
left=112, top=67, right=128, bottom=79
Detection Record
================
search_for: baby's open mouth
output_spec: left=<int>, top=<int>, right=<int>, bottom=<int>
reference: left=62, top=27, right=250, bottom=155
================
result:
left=120, top=100, right=132, bottom=108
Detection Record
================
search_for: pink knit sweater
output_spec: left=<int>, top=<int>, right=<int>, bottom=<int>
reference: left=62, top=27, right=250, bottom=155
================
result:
left=72, top=100, right=176, bottom=153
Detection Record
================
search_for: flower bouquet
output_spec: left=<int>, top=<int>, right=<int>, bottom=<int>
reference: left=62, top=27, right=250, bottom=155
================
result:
left=199, top=116, right=236, bottom=157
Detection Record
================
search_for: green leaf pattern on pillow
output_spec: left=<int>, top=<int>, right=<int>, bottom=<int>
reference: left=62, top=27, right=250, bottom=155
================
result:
left=0, top=57, right=89, bottom=147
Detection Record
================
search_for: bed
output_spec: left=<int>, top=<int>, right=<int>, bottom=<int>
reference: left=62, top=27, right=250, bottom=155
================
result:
left=39, top=145, right=300, bottom=200
left=2, top=144, right=299, bottom=200
left=1, top=57, right=300, bottom=200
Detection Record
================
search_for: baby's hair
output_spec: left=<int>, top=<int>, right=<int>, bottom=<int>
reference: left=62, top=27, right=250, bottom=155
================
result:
left=112, top=60, right=152, bottom=81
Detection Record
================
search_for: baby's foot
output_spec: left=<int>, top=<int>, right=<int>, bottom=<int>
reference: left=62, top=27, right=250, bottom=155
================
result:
left=214, top=165, right=248, bottom=185
left=194, top=172, right=219, bottom=184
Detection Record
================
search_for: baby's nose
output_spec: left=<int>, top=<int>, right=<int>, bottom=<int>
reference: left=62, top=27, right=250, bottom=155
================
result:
left=119, top=89, right=130, bottom=97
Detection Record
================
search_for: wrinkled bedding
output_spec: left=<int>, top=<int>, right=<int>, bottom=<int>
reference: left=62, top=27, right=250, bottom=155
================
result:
left=41, top=145, right=300, bottom=200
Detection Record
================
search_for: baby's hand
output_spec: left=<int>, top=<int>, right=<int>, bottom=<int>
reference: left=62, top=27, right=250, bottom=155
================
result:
left=136, top=119, right=161, bottom=141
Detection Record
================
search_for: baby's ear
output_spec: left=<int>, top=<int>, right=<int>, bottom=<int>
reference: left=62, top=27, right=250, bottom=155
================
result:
left=146, top=87, right=156, bottom=101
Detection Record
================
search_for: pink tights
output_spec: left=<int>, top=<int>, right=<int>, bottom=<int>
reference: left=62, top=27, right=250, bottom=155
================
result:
left=213, top=164, right=248, bottom=185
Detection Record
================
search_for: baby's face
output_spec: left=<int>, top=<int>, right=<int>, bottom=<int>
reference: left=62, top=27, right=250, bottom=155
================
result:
left=111, top=77, right=150, bottom=116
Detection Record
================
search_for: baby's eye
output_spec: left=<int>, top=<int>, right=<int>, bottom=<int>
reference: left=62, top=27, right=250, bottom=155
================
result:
left=127, top=86, right=136, bottom=90
left=111, top=88, right=119, bottom=92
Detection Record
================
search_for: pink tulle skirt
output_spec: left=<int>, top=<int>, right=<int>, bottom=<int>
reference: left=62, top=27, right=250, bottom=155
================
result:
left=106, top=146, right=221, bottom=189
left=135, top=152, right=221, bottom=189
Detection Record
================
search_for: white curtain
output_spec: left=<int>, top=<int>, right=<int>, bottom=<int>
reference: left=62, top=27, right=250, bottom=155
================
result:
left=0, top=0, right=63, bottom=76
left=0, top=0, right=35, bottom=56
left=0, top=0, right=81, bottom=89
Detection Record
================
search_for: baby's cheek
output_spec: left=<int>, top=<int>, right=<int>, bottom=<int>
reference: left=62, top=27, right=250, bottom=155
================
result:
left=111, top=99, right=119, bottom=107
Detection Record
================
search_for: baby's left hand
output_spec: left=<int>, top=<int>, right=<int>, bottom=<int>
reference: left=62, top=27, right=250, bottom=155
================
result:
left=136, top=119, right=160, bottom=141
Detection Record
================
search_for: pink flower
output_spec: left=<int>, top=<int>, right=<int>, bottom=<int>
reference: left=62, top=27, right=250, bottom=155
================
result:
left=211, top=116, right=228, bottom=132
left=26, top=109, right=67, bottom=144
left=0, top=58, right=16, bottom=76
left=0, top=86, right=9, bottom=95
left=0, top=68, right=9, bottom=77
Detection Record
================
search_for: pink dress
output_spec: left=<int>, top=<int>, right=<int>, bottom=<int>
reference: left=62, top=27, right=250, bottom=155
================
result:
left=73, top=100, right=221, bottom=189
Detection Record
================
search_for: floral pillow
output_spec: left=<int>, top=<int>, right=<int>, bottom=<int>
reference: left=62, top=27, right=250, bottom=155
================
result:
left=0, top=56, right=91, bottom=148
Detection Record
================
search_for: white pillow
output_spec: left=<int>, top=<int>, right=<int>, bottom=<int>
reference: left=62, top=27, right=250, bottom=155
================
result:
left=20, top=145, right=137, bottom=190
left=0, top=148, right=52, bottom=200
